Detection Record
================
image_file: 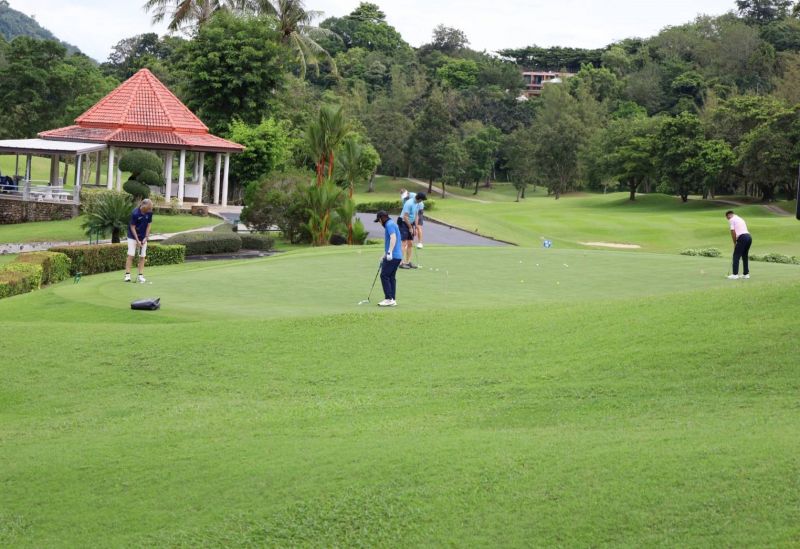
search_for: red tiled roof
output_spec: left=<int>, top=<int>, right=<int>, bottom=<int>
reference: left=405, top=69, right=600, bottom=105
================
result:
left=38, top=69, right=243, bottom=153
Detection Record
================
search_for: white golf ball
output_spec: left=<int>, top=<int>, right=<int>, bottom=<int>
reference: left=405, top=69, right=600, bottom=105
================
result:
left=556, top=281, right=560, bottom=285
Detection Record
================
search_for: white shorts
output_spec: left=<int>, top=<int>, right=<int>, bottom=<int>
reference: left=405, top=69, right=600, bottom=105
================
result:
left=127, top=238, right=147, bottom=257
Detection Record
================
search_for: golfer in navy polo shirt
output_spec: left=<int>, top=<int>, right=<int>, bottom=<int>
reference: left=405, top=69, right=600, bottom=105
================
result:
left=125, top=199, right=153, bottom=283
left=375, top=210, right=402, bottom=307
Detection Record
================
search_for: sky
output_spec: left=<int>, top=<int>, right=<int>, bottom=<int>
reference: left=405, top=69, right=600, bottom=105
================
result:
left=10, top=0, right=738, bottom=61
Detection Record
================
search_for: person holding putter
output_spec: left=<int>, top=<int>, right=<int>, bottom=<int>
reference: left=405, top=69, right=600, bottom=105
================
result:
left=725, top=210, right=752, bottom=280
left=375, top=210, right=402, bottom=307
left=125, top=198, right=154, bottom=283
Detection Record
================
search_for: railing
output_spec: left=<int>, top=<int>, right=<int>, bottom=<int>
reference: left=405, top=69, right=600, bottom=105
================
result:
left=0, top=179, right=76, bottom=203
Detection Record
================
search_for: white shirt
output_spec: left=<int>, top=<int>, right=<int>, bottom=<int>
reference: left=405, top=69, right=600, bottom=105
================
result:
left=728, top=215, right=749, bottom=238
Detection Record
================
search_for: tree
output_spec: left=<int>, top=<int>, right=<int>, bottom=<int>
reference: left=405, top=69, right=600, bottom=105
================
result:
left=102, top=33, right=184, bottom=83
left=440, top=137, right=468, bottom=198
left=305, top=104, right=349, bottom=185
left=143, top=0, right=233, bottom=32
left=655, top=112, right=707, bottom=202
left=228, top=117, right=296, bottom=189
left=0, top=38, right=116, bottom=139
left=502, top=128, right=537, bottom=201
left=593, top=115, right=662, bottom=200
left=337, top=135, right=380, bottom=242
left=320, top=2, right=408, bottom=56
left=738, top=109, right=800, bottom=200
left=409, top=92, right=453, bottom=193
left=736, top=0, right=793, bottom=25
left=362, top=98, right=412, bottom=176
left=428, top=25, right=469, bottom=53
left=175, top=11, right=287, bottom=134
left=464, top=125, right=501, bottom=194
left=81, top=193, right=134, bottom=243
left=436, top=59, right=479, bottom=89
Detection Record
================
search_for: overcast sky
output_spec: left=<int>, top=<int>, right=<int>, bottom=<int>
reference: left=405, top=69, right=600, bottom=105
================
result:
left=11, top=0, right=737, bottom=61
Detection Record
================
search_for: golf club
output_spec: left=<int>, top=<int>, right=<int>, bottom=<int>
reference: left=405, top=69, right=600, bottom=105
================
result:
left=358, top=262, right=382, bottom=305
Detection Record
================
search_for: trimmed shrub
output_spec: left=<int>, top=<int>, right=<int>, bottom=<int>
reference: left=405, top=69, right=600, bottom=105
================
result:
left=147, top=244, right=186, bottom=266
left=213, top=223, right=235, bottom=233
left=356, top=200, right=403, bottom=214
left=0, top=262, right=43, bottom=299
left=239, top=233, right=274, bottom=250
left=162, top=232, right=242, bottom=255
left=50, top=243, right=185, bottom=275
left=15, top=252, right=71, bottom=285
left=355, top=199, right=436, bottom=214
left=750, top=252, right=800, bottom=265
left=680, top=248, right=721, bottom=257
left=123, top=180, right=151, bottom=200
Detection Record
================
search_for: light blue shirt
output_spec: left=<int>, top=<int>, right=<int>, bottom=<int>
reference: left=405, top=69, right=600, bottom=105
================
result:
left=384, top=219, right=402, bottom=259
left=404, top=192, right=424, bottom=211
left=401, top=197, right=419, bottom=223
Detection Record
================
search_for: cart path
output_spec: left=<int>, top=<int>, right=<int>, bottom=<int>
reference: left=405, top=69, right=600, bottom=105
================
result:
left=356, top=213, right=509, bottom=247
left=711, top=198, right=792, bottom=216
left=405, top=178, right=492, bottom=204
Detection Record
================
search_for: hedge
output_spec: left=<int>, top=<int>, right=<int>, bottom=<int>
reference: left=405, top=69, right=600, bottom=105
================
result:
left=15, top=252, right=71, bottom=285
left=239, top=233, right=274, bottom=251
left=50, top=243, right=186, bottom=275
left=0, top=262, right=43, bottom=299
left=162, top=232, right=242, bottom=255
left=356, top=199, right=435, bottom=214
left=680, top=248, right=721, bottom=258
left=750, top=252, right=800, bottom=265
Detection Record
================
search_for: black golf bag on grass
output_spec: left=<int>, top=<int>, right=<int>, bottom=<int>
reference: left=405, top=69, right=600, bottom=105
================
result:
left=131, top=297, right=160, bottom=311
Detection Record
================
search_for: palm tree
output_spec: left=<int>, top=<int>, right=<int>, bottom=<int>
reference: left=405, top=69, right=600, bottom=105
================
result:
left=250, top=0, right=338, bottom=78
left=144, top=0, right=254, bottom=32
left=81, top=193, right=134, bottom=243
left=305, top=104, right=348, bottom=186
left=337, top=137, right=364, bottom=244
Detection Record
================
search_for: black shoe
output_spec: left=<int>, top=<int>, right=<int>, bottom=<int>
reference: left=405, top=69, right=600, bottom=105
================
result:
left=408, top=263, right=418, bottom=269
left=399, top=263, right=410, bottom=269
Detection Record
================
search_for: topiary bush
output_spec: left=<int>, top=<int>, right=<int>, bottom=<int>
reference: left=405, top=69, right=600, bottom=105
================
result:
left=15, top=252, right=71, bottom=285
left=119, top=150, right=162, bottom=199
left=355, top=200, right=403, bottom=214
left=162, top=232, right=242, bottom=255
left=0, top=262, right=43, bottom=299
left=50, top=243, right=185, bottom=275
left=239, top=233, right=274, bottom=251
left=80, top=189, right=129, bottom=216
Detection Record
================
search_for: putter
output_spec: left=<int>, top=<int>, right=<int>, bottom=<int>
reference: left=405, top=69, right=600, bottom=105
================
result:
left=358, top=263, right=382, bottom=305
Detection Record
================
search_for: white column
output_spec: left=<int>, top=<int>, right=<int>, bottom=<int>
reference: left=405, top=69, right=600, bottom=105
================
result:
left=62, top=160, right=69, bottom=186
left=95, top=151, right=102, bottom=185
left=15, top=154, right=19, bottom=178
left=165, top=151, right=174, bottom=199
left=74, top=155, right=83, bottom=204
left=178, top=149, right=186, bottom=204
left=25, top=155, right=31, bottom=181
left=213, top=153, right=222, bottom=205
left=194, top=152, right=200, bottom=181
left=106, top=147, right=115, bottom=189
left=197, top=152, right=205, bottom=204
left=222, top=153, right=230, bottom=207
left=50, top=155, right=59, bottom=186
left=116, top=167, right=123, bottom=191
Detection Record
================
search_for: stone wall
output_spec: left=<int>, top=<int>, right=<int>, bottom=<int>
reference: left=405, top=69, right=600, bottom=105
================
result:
left=0, top=197, right=78, bottom=225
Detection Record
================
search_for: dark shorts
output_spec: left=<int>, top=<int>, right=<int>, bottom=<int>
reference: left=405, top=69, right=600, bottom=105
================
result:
left=399, top=220, right=414, bottom=241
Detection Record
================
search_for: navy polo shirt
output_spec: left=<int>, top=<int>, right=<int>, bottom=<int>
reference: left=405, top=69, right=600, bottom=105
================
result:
left=128, top=208, right=153, bottom=240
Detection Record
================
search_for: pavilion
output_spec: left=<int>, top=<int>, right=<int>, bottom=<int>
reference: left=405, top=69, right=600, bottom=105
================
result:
left=0, top=68, right=243, bottom=208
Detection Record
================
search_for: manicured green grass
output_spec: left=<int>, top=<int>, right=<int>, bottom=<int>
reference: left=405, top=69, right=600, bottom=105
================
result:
left=0, top=214, right=220, bottom=244
left=1, top=246, right=799, bottom=546
left=427, top=191, right=800, bottom=255
left=0, top=253, right=16, bottom=265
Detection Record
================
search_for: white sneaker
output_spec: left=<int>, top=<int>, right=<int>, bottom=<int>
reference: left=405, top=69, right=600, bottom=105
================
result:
left=742, top=274, right=750, bottom=279
left=726, top=274, right=740, bottom=280
left=387, top=299, right=397, bottom=307
left=378, top=299, right=392, bottom=307
left=416, top=243, right=424, bottom=249
left=124, top=273, right=131, bottom=282
left=137, top=274, right=146, bottom=284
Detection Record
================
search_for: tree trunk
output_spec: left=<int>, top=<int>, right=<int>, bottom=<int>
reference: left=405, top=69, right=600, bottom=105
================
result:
left=516, top=188, right=521, bottom=202
left=367, top=172, right=376, bottom=193
left=629, top=181, right=637, bottom=201
left=441, top=181, right=446, bottom=198
left=473, top=179, right=479, bottom=195
left=428, top=178, right=433, bottom=194
left=521, top=186, right=526, bottom=199
left=111, top=228, right=121, bottom=244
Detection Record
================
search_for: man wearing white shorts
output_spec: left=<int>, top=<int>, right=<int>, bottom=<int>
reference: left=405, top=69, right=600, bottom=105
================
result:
left=125, top=198, right=153, bottom=283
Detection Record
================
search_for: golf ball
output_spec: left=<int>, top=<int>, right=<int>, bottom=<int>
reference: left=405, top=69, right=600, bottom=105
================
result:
left=556, top=281, right=560, bottom=285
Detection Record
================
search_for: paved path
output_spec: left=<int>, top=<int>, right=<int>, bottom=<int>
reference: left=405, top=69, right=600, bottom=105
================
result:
left=356, top=213, right=508, bottom=247
left=711, top=198, right=792, bottom=217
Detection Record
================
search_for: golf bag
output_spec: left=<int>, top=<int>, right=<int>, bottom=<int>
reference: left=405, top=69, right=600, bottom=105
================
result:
left=131, top=297, right=161, bottom=311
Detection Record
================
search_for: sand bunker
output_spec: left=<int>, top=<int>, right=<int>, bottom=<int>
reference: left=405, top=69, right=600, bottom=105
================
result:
left=579, top=242, right=642, bottom=249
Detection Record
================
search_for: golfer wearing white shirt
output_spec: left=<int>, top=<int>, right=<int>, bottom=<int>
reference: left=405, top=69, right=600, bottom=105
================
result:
left=725, top=210, right=752, bottom=279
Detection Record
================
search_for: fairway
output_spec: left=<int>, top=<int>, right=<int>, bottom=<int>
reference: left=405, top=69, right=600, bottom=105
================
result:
left=2, top=246, right=800, bottom=546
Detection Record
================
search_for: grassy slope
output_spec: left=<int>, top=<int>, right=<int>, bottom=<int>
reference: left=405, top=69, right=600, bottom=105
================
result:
left=1, top=247, right=799, bottom=546
left=0, top=215, right=220, bottom=244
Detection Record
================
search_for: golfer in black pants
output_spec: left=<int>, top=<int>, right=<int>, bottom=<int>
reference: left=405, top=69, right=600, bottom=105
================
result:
left=726, top=210, right=752, bottom=280
left=375, top=210, right=402, bottom=307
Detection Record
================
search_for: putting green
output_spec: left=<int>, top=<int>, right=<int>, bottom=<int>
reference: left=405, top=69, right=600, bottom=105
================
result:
left=4, top=246, right=798, bottom=323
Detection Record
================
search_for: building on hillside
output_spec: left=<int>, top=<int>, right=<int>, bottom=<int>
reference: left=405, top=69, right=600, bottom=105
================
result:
left=520, top=71, right=575, bottom=98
